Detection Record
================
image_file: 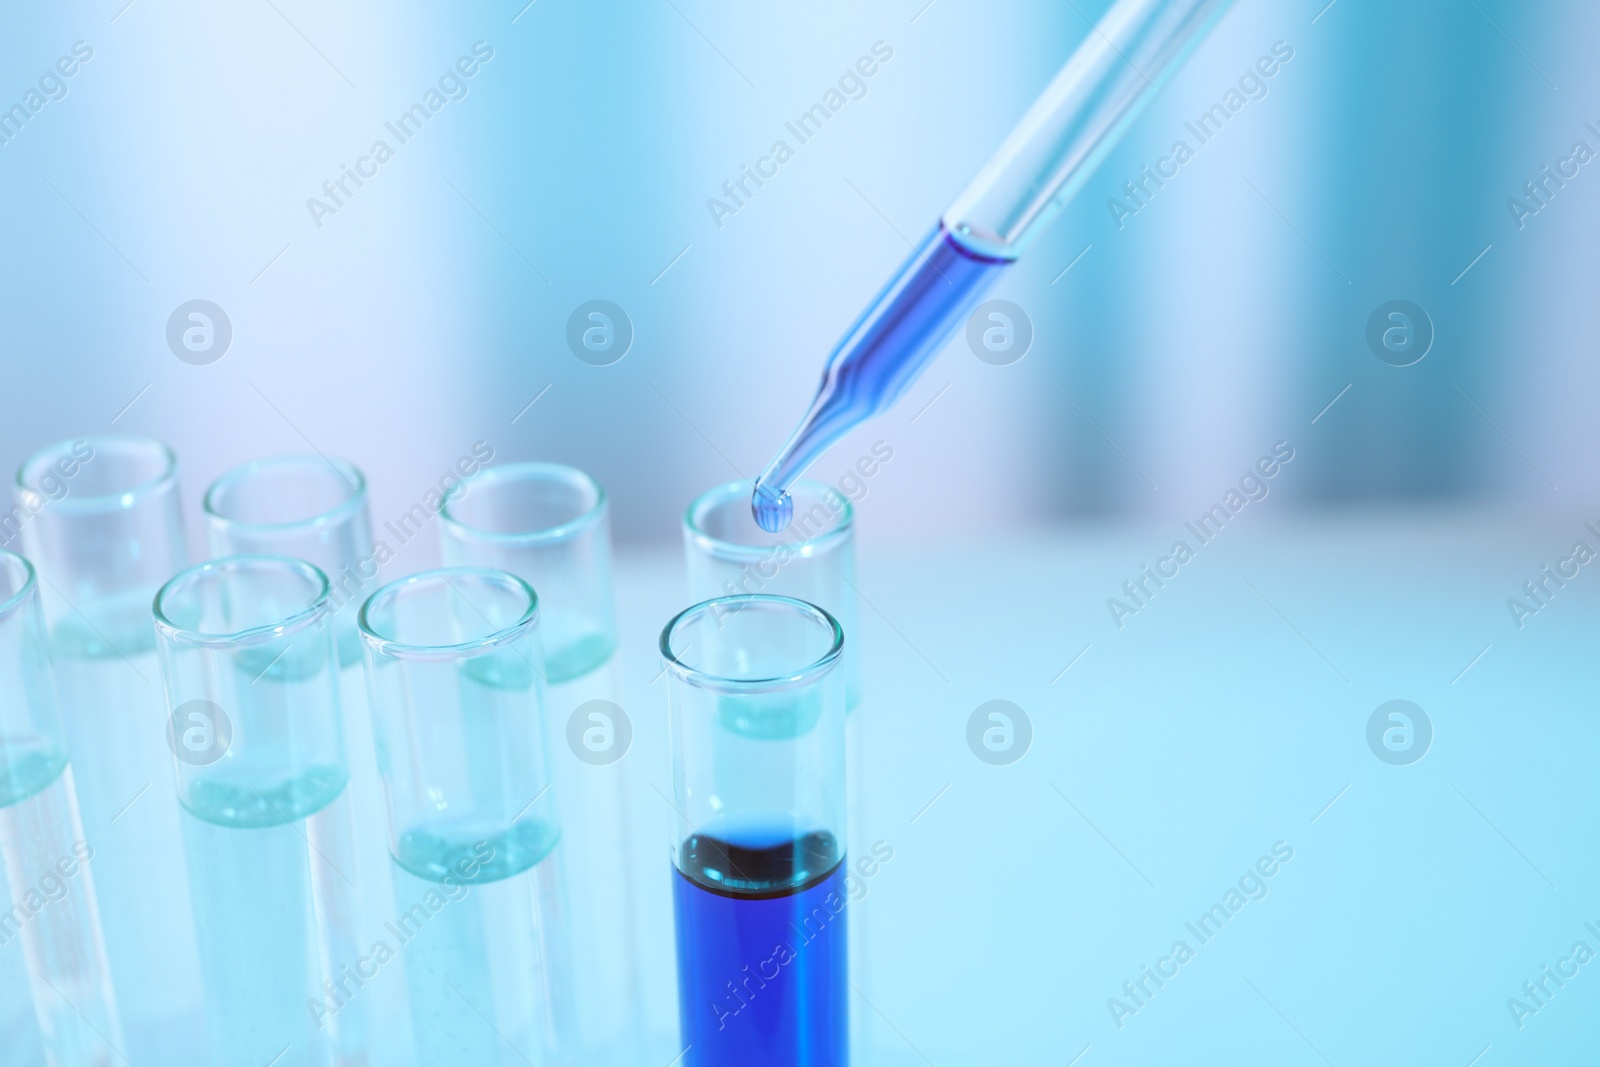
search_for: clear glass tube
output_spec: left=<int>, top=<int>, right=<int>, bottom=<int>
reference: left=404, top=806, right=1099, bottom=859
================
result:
left=13, top=436, right=202, bottom=1060
left=440, top=463, right=617, bottom=681
left=439, top=463, right=641, bottom=1065
left=660, top=595, right=848, bottom=1067
left=0, top=550, right=123, bottom=1066
left=684, top=481, right=858, bottom=710
left=153, top=555, right=363, bottom=1067
left=358, top=567, right=573, bottom=1067
left=202, top=456, right=375, bottom=665
left=203, top=456, right=409, bottom=1064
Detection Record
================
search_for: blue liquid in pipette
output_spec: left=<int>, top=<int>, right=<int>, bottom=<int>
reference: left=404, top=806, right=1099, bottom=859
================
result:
left=672, top=828, right=846, bottom=1066
left=753, top=224, right=1012, bottom=532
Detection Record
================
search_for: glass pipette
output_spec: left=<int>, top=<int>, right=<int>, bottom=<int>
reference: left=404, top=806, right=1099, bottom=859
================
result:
left=751, top=0, right=1236, bottom=531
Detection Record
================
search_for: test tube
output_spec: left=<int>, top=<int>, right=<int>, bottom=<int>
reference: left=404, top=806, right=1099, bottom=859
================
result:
left=13, top=436, right=202, bottom=1057
left=684, top=480, right=872, bottom=1057
left=202, top=457, right=408, bottom=1061
left=684, top=481, right=859, bottom=708
left=202, top=457, right=375, bottom=665
left=357, top=567, right=574, bottom=1067
left=0, top=549, right=123, bottom=1066
left=660, top=595, right=848, bottom=1067
left=439, top=462, right=642, bottom=1063
left=152, top=555, right=364, bottom=1066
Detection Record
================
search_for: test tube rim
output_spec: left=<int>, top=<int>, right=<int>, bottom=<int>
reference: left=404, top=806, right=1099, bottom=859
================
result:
left=356, top=565, right=540, bottom=662
left=659, top=593, right=844, bottom=695
left=0, top=550, right=38, bottom=624
left=439, top=461, right=607, bottom=547
left=684, top=480, right=854, bottom=564
left=15, top=434, right=178, bottom=514
left=201, top=454, right=368, bottom=534
left=152, top=553, right=333, bottom=649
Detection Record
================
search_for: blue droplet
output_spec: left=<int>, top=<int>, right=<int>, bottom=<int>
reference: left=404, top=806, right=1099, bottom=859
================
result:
left=751, top=484, right=792, bottom=533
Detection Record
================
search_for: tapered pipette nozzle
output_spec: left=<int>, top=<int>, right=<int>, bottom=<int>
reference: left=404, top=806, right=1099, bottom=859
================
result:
left=747, top=0, right=1232, bottom=520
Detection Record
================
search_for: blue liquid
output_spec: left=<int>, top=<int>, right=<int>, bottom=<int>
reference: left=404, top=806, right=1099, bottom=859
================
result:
left=672, top=830, right=847, bottom=1066
left=753, top=224, right=1011, bottom=531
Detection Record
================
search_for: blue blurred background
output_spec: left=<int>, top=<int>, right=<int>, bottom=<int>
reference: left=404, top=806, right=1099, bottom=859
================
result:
left=3, top=0, right=1592, bottom=548
left=4, top=0, right=1599, bottom=1063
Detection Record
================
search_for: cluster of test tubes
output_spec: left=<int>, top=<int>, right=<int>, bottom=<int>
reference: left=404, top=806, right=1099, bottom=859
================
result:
left=0, top=436, right=862, bottom=1067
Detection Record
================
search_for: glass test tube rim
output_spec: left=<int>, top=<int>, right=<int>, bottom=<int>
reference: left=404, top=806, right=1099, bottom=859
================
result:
left=153, top=554, right=333, bottom=650
left=357, top=565, right=540, bottom=663
left=685, top=480, right=853, bottom=564
left=659, top=594, right=844, bottom=695
left=0, top=550, right=38, bottom=623
left=202, top=454, right=368, bottom=535
left=439, top=461, right=607, bottom=547
left=15, top=434, right=178, bottom=513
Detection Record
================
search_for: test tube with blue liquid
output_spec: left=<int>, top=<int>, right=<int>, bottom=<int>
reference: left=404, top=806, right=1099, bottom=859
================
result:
left=684, top=482, right=872, bottom=1057
left=203, top=456, right=410, bottom=1063
left=439, top=463, right=645, bottom=1064
left=153, top=555, right=364, bottom=1067
left=14, top=436, right=204, bottom=1061
left=358, top=567, right=574, bottom=1066
left=660, top=595, right=848, bottom=1067
left=751, top=0, right=1235, bottom=531
left=0, top=549, right=123, bottom=1066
